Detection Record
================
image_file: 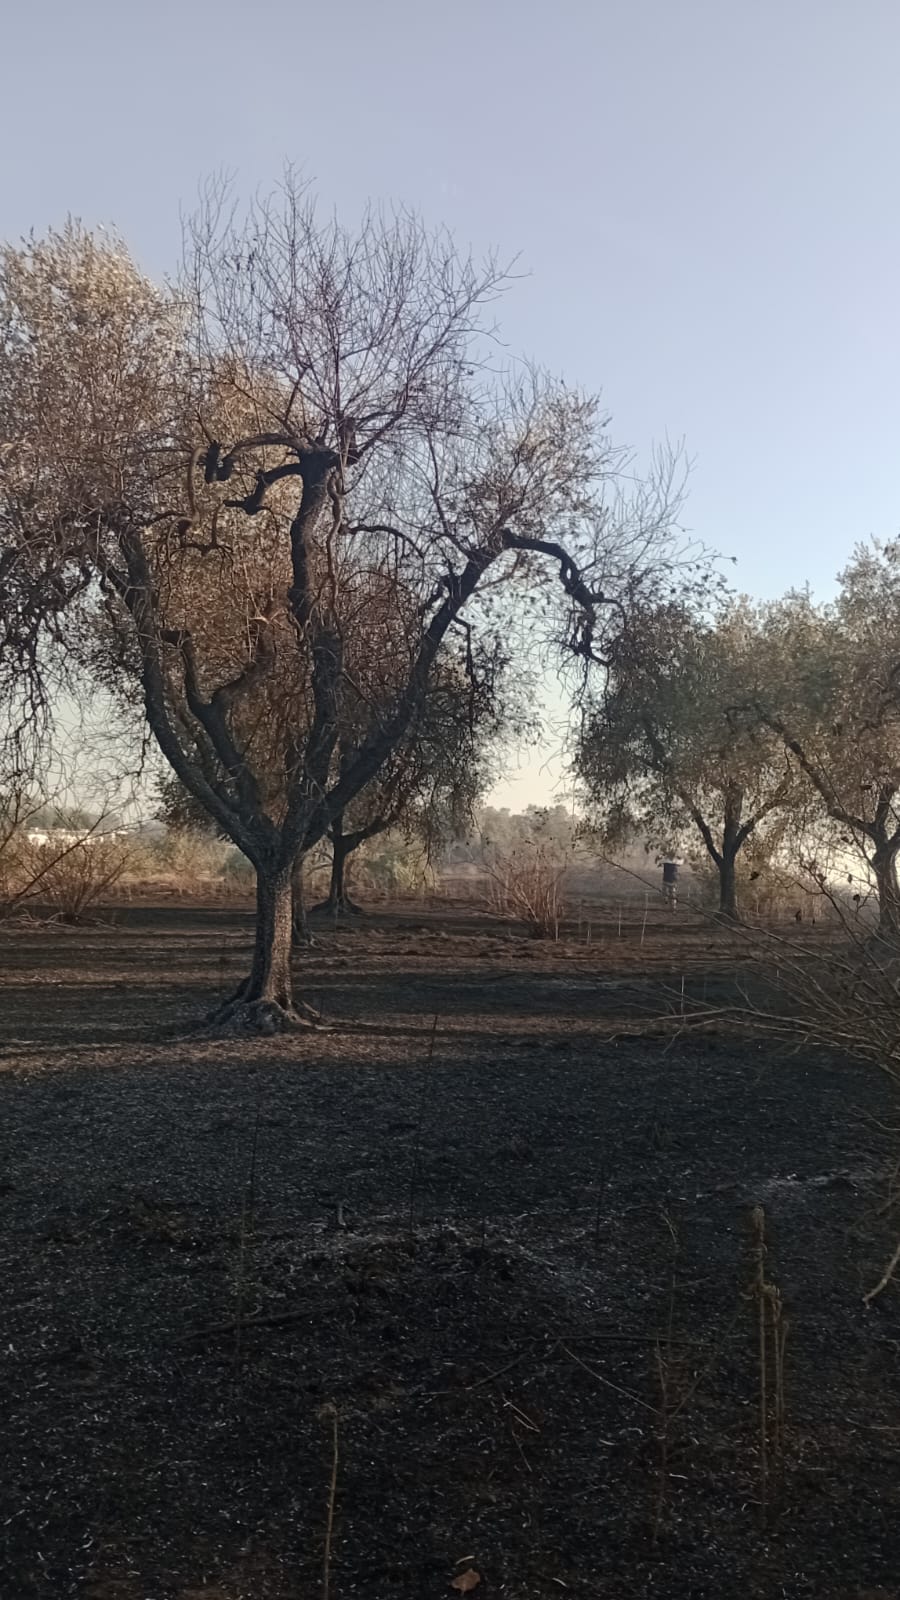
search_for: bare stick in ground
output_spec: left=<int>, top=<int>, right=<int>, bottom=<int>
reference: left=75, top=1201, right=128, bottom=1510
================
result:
left=752, top=1206, right=769, bottom=1528
left=592, top=1155, right=610, bottom=1250
left=407, top=1013, right=439, bottom=1238
left=863, top=1234, right=900, bottom=1306
left=233, top=1100, right=262, bottom=1374
left=320, top=1403, right=339, bottom=1600
left=652, top=1210, right=679, bottom=1544
left=750, top=1205, right=787, bottom=1527
left=774, top=1296, right=788, bottom=1487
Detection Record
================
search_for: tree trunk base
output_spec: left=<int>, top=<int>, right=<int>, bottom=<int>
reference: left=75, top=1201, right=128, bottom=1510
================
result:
left=215, top=999, right=318, bottom=1035
left=204, top=979, right=326, bottom=1035
left=311, top=895, right=364, bottom=917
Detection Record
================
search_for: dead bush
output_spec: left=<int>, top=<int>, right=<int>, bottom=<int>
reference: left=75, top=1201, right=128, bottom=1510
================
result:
left=692, top=887, right=900, bottom=1303
left=126, top=827, right=241, bottom=898
left=0, top=794, right=28, bottom=910
left=721, top=893, right=900, bottom=1087
left=0, top=791, right=102, bottom=920
left=484, top=838, right=569, bottom=939
left=354, top=831, right=433, bottom=902
left=22, top=830, right=132, bottom=922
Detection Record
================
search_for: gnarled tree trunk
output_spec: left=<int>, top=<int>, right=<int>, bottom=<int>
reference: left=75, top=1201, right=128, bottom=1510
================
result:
left=213, top=862, right=319, bottom=1031
left=872, top=843, right=900, bottom=942
left=249, top=864, right=294, bottom=1005
left=292, top=861, right=313, bottom=946
left=717, top=851, right=739, bottom=921
left=713, top=786, right=745, bottom=923
left=314, top=813, right=363, bottom=915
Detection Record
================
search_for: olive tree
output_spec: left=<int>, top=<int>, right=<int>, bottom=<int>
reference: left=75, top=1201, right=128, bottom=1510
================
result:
left=0, top=268, right=87, bottom=774
left=1, top=185, right=690, bottom=1030
left=575, top=602, right=799, bottom=920
left=759, top=546, right=900, bottom=939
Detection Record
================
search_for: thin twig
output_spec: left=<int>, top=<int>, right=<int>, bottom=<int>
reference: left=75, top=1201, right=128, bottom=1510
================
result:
left=408, top=1013, right=439, bottom=1237
left=652, top=1210, right=679, bottom=1544
left=560, top=1342, right=660, bottom=1415
left=752, top=1206, right=769, bottom=1528
left=233, top=1100, right=261, bottom=1374
left=863, top=1233, right=900, bottom=1305
left=181, top=1306, right=310, bottom=1342
left=464, top=1344, right=540, bottom=1392
left=321, top=1403, right=339, bottom=1600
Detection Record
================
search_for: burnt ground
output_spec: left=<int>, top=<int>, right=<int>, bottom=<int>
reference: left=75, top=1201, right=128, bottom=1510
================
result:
left=1, top=900, right=899, bottom=1600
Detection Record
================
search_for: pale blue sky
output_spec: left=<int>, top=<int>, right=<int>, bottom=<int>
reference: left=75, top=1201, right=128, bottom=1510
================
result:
left=4, top=0, right=899, bottom=804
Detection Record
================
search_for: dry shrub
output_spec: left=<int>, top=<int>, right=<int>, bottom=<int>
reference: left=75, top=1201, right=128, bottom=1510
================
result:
left=0, top=808, right=27, bottom=909
left=113, top=830, right=256, bottom=900
left=354, top=832, right=433, bottom=902
left=0, top=794, right=109, bottom=920
left=694, top=896, right=900, bottom=1302
left=23, top=831, right=132, bottom=922
left=722, top=903, right=900, bottom=1085
left=484, top=838, right=569, bottom=940
left=218, top=846, right=256, bottom=892
left=677, top=851, right=829, bottom=926
left=132, top=828, right=244, bottom=897
left=0, top=782, right=54, bottom=912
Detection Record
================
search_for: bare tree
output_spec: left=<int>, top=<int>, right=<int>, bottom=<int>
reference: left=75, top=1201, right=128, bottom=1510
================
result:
left=1, top=184, right=693, bottom=1030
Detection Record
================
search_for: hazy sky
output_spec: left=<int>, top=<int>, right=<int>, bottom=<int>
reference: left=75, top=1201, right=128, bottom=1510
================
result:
left=4, top=0, right=899, bottom=806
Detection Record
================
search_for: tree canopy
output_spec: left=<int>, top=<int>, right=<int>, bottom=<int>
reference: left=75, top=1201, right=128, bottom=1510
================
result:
left=758, top=545, right=900, bottom=935
left=0, top=183, right=694, bottom=1027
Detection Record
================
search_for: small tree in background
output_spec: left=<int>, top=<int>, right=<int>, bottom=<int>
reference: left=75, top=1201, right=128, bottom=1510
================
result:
left=314, top=641, right=514, bottom=914
left=575, top=603, right=799, bottom=920
left=759, top=546, right=900, bottom=941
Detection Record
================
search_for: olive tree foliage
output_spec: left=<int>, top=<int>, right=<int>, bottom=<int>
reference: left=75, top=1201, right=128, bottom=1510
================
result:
left=0, top=234, right=121, bottom=779
left=316, top=643, right=512, bottom=914
left=575, top=603, right=800, bottom=920
left=758, top=544, right=900, bottom=939
left=0, top=183, right=693, bottom=1029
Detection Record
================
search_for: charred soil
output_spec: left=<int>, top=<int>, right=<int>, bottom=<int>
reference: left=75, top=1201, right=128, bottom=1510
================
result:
left=1, top=902, right=898, bottom=1599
